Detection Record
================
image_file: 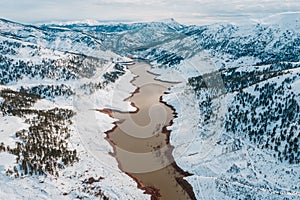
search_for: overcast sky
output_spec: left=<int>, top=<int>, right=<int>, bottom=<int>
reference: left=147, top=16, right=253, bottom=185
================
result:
left=0, top=0, right=299, bottom=25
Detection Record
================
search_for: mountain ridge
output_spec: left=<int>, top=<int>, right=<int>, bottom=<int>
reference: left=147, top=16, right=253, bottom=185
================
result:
left=0, top=17, right=300, bottom=199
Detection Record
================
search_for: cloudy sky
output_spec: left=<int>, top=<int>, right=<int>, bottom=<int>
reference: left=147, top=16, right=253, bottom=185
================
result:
left=0, top=0, right=299, bottom=25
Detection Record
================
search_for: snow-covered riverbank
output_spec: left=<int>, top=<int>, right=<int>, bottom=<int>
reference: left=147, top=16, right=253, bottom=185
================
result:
left=149, top=53, right=300, bottom=199
left=0, top=61, right=149, bottom=200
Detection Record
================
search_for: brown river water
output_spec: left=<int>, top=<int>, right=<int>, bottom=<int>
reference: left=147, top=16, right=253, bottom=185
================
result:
left=103, top=62, right=195, bottom=200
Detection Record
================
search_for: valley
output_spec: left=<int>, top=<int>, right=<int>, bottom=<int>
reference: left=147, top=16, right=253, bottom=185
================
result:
left=0, top=16, right=300, bottom=199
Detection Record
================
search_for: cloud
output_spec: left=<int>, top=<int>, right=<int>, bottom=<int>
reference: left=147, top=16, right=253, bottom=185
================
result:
left=0, top=0, right=299, bottom=25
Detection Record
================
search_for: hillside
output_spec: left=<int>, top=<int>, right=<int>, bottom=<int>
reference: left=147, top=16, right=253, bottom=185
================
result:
left=1, top=17, right=300, bottom=199
left=147, top=21, right=300, bottom=199
left=0, top=18, right=147, bottom=200
left=59, top=18, right=300, bottom=199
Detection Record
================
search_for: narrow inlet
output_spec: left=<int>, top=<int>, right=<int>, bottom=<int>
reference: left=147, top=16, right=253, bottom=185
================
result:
left=103, top=61, right=195, bottom=200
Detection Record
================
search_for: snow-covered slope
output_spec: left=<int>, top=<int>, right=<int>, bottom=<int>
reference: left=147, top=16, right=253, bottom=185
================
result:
left=0, top=18, right=122, bottom=60
left=47, top=18, right=186, bottom=55
left=152, top=23, right=300, bottom=199
left=2, top=16, right=300, bottom=199
left=0, top=19, right=148, bottom=200
left=61, top=17, right=300, bottom=199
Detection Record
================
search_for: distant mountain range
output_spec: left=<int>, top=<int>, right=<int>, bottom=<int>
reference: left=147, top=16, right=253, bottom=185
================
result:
left=0, top=17, right=300, bottom=199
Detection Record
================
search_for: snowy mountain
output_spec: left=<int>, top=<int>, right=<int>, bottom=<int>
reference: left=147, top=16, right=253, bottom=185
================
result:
left=48, top=18, right=186, bottom=55
left=141, top=22, right=300, bottom=199
left=143, top=22, right=300, bottom=199
left=0, top=18, right=122, bottom=60
left=0, top=18, right=147, bottom=200
left=57, top=18, right=300, bottom=199
left=1, top=16, right=300, bottom=200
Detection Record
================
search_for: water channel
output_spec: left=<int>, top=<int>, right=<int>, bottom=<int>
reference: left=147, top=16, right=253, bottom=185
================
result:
left=104, top=61, right=195, bottom=200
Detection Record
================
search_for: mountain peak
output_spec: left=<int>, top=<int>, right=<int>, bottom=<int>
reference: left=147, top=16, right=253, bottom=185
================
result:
left=155, top=18, right=185, bottom=30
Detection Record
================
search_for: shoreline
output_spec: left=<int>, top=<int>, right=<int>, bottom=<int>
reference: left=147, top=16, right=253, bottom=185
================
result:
left=159, top=96, right=197, bottom=200
left=100, top=61, right=196, bottom=200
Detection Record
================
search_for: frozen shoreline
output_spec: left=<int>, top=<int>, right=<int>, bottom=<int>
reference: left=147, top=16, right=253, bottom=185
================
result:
left=70, top=64, right=148, bottom=199
left=101, top=61, right=196, bottom=200
left=0, top=62, right=149, bottom=200
left=148, top=53, right=300, bottom=199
